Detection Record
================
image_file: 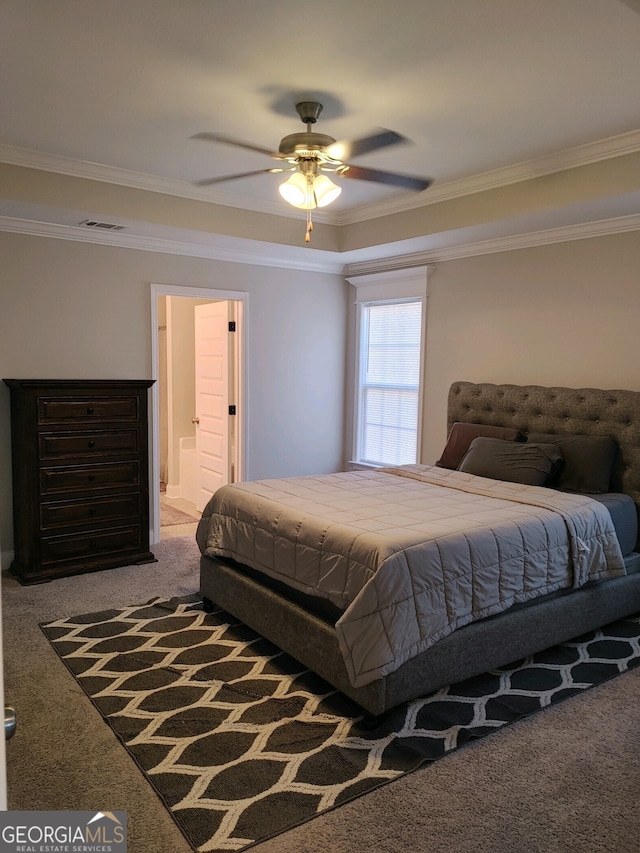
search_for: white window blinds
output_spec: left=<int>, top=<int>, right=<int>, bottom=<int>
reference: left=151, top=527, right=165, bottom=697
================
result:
left=348, top=266, right=429, bottom=468
left=359, top=300, right=422, bottom=465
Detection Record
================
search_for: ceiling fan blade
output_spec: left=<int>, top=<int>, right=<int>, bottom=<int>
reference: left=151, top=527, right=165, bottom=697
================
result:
left=191, top=132, right=283, bottom=160
left=340, top=164, right=432, bottom=191
left=326, top=129, right=408, bottom=162
left=195, top=168, right=285, bottom=187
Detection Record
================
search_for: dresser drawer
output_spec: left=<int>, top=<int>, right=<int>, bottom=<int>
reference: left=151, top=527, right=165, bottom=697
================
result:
left=40, top=461, right=140, bottom=495
left=40, top=495, right=141, bottom=530
left=41, top=525, right=143, bottom=565
left=38, top=430, right=139, bottom=460
left=37, top=395, right=139, bottom=424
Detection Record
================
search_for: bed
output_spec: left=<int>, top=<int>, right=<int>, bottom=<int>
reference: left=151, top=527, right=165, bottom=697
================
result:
left=197, top=381, right=640, bottom=715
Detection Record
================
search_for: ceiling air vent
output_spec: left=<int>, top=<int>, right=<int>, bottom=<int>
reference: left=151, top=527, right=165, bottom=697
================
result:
left=79, top=220, right=127, bottom=231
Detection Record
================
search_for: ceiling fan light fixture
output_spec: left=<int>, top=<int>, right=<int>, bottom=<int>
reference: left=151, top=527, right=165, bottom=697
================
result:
left=278, top=171, right=315, bottom=209
left=312, top=174, right=342, bottom=207
left=278, top=171, right=341, bottom=210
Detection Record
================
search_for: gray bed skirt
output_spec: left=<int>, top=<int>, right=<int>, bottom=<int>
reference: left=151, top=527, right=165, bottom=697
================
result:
left=200, top=553, right=640, bottom=716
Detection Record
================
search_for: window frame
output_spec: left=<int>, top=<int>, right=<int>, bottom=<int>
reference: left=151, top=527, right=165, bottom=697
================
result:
left=347, top=267, right=429, bottom=468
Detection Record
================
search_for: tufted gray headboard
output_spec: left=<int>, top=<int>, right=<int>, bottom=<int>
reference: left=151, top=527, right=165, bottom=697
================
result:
left=448, top=382, right=640, bottom=514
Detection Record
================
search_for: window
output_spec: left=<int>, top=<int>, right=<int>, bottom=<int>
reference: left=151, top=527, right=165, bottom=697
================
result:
left=349, top=268, right=428, bottom=468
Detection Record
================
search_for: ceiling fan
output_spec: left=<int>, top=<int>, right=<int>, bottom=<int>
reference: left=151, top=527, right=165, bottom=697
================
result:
left=192, top=101, right=433, bottom=242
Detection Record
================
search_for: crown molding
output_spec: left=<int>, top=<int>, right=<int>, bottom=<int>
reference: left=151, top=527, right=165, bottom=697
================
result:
left=335, top=128, right=640, bottom=225
left=1, top=127, right=640, bottom=228
left=345, top=265, right=432, bottom=285
left=341, top=212, right=640, bottom=277
left=0, top=216, right=344, bottom=274
left=2, top=210, right=639, bottom=278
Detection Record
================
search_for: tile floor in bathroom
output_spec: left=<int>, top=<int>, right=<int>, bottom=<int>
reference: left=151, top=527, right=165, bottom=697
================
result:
left=159, top=493, right=200, bottom=540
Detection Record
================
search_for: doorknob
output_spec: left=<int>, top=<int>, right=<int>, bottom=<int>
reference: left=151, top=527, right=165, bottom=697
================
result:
left=192, top=417, right=200, bottom=424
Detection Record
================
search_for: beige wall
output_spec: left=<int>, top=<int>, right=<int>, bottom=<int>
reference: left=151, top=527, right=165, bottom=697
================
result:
left=0, top=163, right=342, bottom=252
left=0, top=232, right=348, bottom=556
left=2, top=227, right=640, bottom=560
left=421, top=230, right=640, bottom=462
left=340, top=153, right=640, bottom=252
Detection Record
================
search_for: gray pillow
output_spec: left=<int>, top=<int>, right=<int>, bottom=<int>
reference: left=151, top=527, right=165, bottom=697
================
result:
left=458, top=437, right=563, bottom=486
left=436, top=422, right=524, bottom=470
left=527, top=432, right=616, bottom=493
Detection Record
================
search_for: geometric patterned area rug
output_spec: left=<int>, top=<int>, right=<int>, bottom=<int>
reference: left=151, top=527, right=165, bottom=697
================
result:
left=41, top=598, right=640, bottom=853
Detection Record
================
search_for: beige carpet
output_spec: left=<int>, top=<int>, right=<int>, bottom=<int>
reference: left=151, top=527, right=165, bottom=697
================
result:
left=4, top=537, right=640, bottom=853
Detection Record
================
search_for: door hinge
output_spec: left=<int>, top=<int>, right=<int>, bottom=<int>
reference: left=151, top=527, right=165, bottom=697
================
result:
left=228, top=321, right=236, bottom=332
left=228, top=405, right=236, bottom=416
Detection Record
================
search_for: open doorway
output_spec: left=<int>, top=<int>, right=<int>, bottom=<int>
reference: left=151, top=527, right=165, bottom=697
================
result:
left=150, top=284, right=247, bottom=545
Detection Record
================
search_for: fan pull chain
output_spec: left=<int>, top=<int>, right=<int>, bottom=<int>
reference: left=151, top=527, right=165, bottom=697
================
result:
left=305, top=186, right=318, bottom=243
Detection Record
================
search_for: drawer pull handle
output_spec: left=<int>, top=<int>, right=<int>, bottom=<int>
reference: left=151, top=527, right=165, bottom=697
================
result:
left=86, top=407, right=94, bottom=415
left=88, top=440, right=96, bottom=449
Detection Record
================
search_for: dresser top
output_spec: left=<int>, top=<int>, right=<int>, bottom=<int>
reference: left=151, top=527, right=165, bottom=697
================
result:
left=3, top=379, right=154, bottom=389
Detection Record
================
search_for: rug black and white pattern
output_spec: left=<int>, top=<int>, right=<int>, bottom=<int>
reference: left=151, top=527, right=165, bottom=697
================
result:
left=41, top=598, right=640, bottom=853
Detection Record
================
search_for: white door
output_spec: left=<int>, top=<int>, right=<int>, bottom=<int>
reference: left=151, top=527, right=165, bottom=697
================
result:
left=194, top=302, right=232, bottom=512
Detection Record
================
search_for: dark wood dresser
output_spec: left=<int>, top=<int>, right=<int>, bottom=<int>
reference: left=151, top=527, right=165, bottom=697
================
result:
left=4, top=379, right=156, bottom=584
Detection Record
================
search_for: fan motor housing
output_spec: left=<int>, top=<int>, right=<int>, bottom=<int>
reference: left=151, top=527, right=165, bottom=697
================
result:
left=278, top=132, right=337, bottom=157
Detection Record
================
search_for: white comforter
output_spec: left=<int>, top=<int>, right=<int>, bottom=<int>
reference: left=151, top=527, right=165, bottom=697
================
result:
left=197, top=465, right=625, bottom=688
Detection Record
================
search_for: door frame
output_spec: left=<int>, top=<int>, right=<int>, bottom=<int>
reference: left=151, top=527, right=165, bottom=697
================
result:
left=150, top=283, right=248, bottom=544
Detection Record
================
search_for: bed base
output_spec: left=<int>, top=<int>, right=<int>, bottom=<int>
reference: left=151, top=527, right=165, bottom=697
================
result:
left=200, top=554, right=640, bottom=716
